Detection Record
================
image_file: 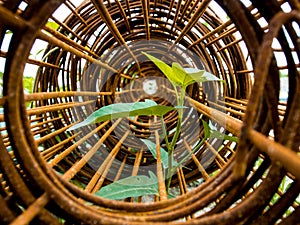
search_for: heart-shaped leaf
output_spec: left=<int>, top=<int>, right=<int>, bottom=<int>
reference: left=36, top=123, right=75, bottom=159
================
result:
left=143, top=52, right=223, bottom=88
left=95, top=171, right=158, bottom=200
left=143, top=52, right=182, bottom=86
left=171, top=62, right=186, bottom=86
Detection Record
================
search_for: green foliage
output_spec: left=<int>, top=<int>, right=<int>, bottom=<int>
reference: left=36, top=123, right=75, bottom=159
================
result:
left=0, top=73, right=34, bottom=99
left=279, top=71, right=288, bottom=78
left=202, top=120, right=239, bottom=142
left=46, top=21, right=60, bottom=30
left=95, top=171, right=158, bottom=200
left=23, top=76, right=34, bottom=94
left=141, top=139, right=178, bottom=169
left=68, top=99, right=174, bottom=131
left=143, top=52, right=226, bottom=192
left=143, top=52, right=182, bottom=86
left=70, top=179, right=86, bottom=189
left=143, top=52, right=223, bottom=88
left=42, top=47, right=59, bottom=61
left=68, top=53, right=235, bottom=199
left=31, top=48, right=46, bottom=59
left=23, top=76, right=34, bottom=108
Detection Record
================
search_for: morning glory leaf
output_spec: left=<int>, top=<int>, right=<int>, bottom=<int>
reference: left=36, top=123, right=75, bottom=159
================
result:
left=95, top=171, right=158, bottom=200
left=68, top=100, right=174, bottom=131
left=141, top=139, right=179, bottom=169
left=143, top=52, right=182, bottom=86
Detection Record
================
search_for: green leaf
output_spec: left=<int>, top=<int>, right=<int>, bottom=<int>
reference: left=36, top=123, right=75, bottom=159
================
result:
left=202, top=120, right=211, bottom=139
left=186, top=70, right=224, bottom=84
left=143, top=52, right=181, bottom=86
left=171, top=62, right=186, bottom=86
left=23, top=76, right=34, bottom=94
left=202, top=119, right=238, bottom=142
left=210, top=131, right=239, bottom=142
left=146, top=104, right=175, bottom=117
left=171, top=63, right=198, bottom=87
left=172, top=63, right=221, bottom=87
left=202, top=71, right=224, bottom=82
left=42, top=47, right=59, bottom=61
left=46, top=21, right=60, bottom=30
left=143, top=52, right=223, bottom=88
left=70, top=179, right=86, bottom=189
left=279, top=72, right=288, bottom=78
left=36, top=49, right=45, bottom=57
left=95, top=171, right=158, bottom=200
left=68, top=100, right=174, bottom=131
left=141, top=139, right=178, bottom=169
left=184, top=71, right=206, bottom=86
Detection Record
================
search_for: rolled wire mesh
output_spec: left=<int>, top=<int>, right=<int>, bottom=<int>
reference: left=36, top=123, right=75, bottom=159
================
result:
left=0, top=0, right=299, bottom=224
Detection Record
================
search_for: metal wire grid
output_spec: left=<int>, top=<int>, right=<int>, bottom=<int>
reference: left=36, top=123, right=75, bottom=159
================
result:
left=0, top=0, right=299, bottom=224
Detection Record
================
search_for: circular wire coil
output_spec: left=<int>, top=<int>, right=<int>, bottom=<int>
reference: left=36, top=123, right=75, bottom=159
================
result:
left=0, top=0, right=299, bottom=224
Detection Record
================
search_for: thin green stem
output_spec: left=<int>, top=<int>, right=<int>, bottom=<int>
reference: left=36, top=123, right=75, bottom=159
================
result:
left=160, top=117, right=170, bottom=151
left=170, top=86, right=186, bottom=148
left=169, top=117, right=182, bottom=154
left=166, top=117, right=181, bottom=190
left=172, top=83, right=179, bottom=105
left=166, top=86, right=186, bottom=191
left=159, top=101, right=175, bottom=191
left=166, top=169, right=173, bottom=192
left=42, top=46, right=59, bottom=61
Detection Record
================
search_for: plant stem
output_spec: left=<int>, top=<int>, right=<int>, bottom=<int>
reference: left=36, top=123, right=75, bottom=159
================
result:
left=166, top=137, right=206, bottom=191
left=160, top=117, right=170, bottom=150
left=42, top=46, right=59, bottom=61
left=170, top=86, right=186, bottom=148
left=166, top=86, right=186, bottom=191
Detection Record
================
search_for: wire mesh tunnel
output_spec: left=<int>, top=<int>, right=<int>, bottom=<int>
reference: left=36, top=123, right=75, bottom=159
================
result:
left=0, top=0, right=299, bottom=224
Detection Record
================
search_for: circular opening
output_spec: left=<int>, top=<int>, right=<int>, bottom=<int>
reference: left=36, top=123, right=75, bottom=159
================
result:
left=0, top=0, right=299, bottom=224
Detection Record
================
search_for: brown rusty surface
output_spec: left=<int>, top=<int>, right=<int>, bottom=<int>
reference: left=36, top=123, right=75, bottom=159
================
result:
left=0, top=0, right=299, bottom=224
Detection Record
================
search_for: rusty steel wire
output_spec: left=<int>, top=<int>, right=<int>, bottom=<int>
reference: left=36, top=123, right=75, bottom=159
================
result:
left=0, top=0, right=299, bottom=224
